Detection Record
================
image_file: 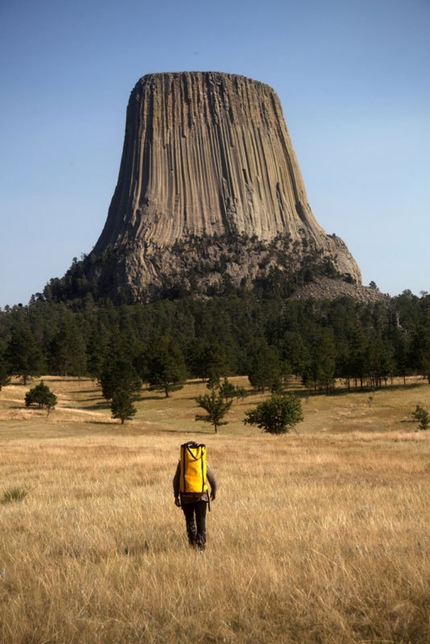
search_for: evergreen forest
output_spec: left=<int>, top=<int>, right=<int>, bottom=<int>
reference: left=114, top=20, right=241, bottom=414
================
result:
left=1, top=287, right=430, bottom=395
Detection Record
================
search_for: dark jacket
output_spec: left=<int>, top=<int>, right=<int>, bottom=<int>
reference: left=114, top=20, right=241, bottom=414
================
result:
left=173, top=461, right=217, bottom=504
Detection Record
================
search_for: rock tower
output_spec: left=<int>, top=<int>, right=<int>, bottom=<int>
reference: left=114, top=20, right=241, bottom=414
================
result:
left=90, top=72, right=361, bottom=300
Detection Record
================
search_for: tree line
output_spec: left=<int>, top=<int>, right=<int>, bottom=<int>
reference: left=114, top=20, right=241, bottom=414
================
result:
left=1, top=289, right=430, bottom=398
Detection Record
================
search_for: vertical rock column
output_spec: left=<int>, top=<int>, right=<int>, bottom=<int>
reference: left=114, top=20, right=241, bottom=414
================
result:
left=92, top=71, right=361, bottom=289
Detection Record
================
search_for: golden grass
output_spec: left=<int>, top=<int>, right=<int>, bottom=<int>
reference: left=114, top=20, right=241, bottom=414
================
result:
left=1, top=377, right=430, bottom=642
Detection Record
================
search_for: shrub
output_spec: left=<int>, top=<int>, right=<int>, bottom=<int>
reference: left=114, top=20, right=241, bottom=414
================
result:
left=25, top=381, right=57, bottom=413
left=412, top=404, right=429, bottom=430
left=244, top=394, right=304, bottom=434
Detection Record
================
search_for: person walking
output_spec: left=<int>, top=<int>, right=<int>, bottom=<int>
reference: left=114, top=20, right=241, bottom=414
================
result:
left=173, top=454, right=217, bottom=551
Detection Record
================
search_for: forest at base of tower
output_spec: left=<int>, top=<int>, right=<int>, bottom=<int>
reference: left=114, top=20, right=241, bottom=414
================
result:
left=1, top=288, right=430, bottom=394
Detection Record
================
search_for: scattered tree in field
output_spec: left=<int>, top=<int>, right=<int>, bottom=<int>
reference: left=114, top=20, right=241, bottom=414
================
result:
left=412, top=404, right=429, bottom=430
left=5, top=324, right=45, bottom=385
left=235, top=386, right=247, bottom=401
left=206, top=373, right=220, bottom=390
left=100, top=353, right=140, bottom=421
left=144, top=336, right=187, bottom=397
left=25, top=381, right=57, bottom=414
left=218, top=377, right=236, bottom=402
left=111, top=388, right=137, bottom=424
left=244, top=394, right=303, bottom=434
left=195, top=390, right=233, bottom=433
left=270, top=377, right=284, bottom=395
left=0, top=360, right=11, bottom=390
left=100, top=356, right=141, bottom=401
left=207, top=377, right=246, bottom=404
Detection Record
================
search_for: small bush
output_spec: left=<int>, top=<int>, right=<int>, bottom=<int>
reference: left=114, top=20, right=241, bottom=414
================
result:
left=412, top=405, right=429, bottom=430
left=2, top=487, right=28, bottom=504
left=243, top=394, right=304, bottom=434
left=25, top=380, right=57, bottom=413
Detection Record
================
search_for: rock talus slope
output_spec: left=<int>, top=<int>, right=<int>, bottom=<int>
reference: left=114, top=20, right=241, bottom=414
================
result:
left=92, top=72, right=361, bottom=299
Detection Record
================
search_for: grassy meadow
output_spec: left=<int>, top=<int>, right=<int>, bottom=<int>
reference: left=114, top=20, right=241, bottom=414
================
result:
left=1, top=376, right=430, bottom=643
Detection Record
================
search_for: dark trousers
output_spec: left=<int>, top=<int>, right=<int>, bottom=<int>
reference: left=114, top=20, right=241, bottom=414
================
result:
left=182, top=500, right=208, bottom=549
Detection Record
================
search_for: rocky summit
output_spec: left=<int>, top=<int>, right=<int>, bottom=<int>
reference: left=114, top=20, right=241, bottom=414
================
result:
left=87, top=72, right=362, bottom=301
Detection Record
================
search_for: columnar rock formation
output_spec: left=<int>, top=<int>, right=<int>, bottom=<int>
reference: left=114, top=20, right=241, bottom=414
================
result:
left=91, top=72, right=361, bottom=300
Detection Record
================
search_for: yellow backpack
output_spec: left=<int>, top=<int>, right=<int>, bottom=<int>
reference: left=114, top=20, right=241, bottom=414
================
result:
left=179, top=442, right=208, bottom=495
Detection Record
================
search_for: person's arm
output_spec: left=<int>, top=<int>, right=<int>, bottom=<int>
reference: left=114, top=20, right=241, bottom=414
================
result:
left=173, top=462, right=181, bottom=506
left=207, top=464, right=217, bottom=501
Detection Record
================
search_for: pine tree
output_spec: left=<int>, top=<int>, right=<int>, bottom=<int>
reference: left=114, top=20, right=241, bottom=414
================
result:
left=25, top=381, right=57, bottom=414
left=218, top=377, right=236, bottom=401
left=244, top=394, right=303, bottom=434
left=195, top=390, right=233, bottom=433
left=412, top=405, right=429, bottom=430
left=5, top=324, right=45, bottom=385
left=248, top=342, right=281, bottom=393
left=48, top=316, right=87, bottom=377
left=0, top=358, right=11, bottom=390
left=111, top=388, right=137, bottom=424
left=145, top=336, right=187, bottom=397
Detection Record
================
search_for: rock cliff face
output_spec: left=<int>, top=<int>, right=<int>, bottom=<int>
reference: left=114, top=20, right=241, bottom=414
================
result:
left=91, top=72, right=361, bottom=300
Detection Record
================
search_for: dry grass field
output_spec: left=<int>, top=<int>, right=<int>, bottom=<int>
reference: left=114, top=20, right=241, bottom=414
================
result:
left=1, top=376, right=430, bottom=643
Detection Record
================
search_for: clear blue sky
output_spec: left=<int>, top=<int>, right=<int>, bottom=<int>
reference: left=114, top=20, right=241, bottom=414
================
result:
left=1, top=0, right=429, bottom=308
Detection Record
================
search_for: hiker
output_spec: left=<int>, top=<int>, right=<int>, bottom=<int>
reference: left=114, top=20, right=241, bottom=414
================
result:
left=173, top=442, right=217, bottom=551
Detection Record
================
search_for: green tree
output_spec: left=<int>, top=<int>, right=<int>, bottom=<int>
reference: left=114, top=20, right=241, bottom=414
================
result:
left=25, top=380, right=57, bottom=413
left=86, top=328, right=108, bottom=382
left=302, top=328, right=336, bottom=394
left=412, top=405, right=429, bottom=430
left=0, top=359, right=11, bottom=390
left=195, top=390, right=233, bottom=433
left=48, top=316, right=87, bottom=377
left=145, top=336, right=187, bottom=397
left=248, top=342, right=282, bottom=393
left=100, top=355, right=141, bottom=401
left=409, top=325, right=430, bottom=383
left=5, top=324, right=45, bottom=385
left=206, top=373, right=221, bottom=390
left=365, top=336, right=393, bottom=389
left=270, top=377, right=284, bottom=394
left=218, top=377, right=237, bottom=402
left=244, top=394, right=304, bottom=434
left=111, top=388, right=137, bottom=424
left=280, top=331, right=311, bottom=379
left=187, top=339, right=230, bottom=381
left=389, top=327, right=410, bottom=385
left=347, top=325, right=368, bottom=389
